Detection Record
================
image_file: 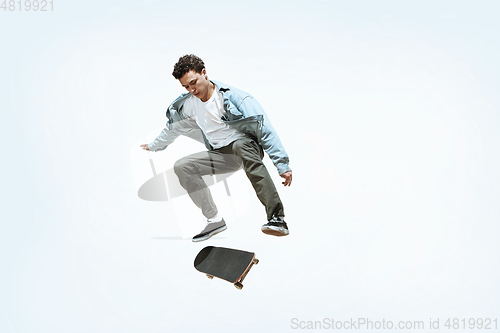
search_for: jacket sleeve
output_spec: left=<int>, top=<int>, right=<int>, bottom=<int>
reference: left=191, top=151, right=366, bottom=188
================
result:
left=147, top=123, right=181, bottom=152
left=239, top=96, right=291, bottom=175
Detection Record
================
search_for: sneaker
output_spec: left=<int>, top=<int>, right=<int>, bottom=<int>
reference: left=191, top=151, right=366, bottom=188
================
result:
left=261, top=216, right=289, bottom=236
left=192, top=219, right=227, bottom=242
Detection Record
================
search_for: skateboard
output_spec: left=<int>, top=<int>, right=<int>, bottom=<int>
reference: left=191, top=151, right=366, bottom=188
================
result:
left=194, top=246, right=259, bottom=290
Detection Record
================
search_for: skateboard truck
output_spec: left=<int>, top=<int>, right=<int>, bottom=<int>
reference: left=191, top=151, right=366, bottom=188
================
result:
left=233, top=258, right=259, bottom=290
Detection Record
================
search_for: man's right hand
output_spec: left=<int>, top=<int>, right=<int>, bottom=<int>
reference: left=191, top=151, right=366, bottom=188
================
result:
left=280, top=171, right=292, bottom=186
left=140, top=144, right=150, bottom=151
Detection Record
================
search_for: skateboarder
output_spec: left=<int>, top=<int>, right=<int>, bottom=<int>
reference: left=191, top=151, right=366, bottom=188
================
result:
left=141, top=54, right=292, bottom=242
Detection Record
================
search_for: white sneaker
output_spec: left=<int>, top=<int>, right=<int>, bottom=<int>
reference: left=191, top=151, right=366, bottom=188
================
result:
left=261, top=216, right=289, bottom=236
left=192, top=219, right=227, bottom=242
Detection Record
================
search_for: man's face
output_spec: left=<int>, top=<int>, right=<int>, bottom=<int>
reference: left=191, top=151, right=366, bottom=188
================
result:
left=179, top=69, right=211, bottom=102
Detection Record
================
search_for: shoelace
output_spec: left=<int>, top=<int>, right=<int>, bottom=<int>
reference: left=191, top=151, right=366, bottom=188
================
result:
left=268, top=217, right=285, bottom=225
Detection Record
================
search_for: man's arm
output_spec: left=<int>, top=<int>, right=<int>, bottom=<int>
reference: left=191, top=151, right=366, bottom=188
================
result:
left=238, top=96, right=291, bottom=176
left=141, top=123, right=182, bottom=152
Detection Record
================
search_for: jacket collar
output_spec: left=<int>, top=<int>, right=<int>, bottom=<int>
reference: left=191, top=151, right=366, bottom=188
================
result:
left=212, top=80, right=230, bottom=93
left=168, top=80, right=230, bottom=115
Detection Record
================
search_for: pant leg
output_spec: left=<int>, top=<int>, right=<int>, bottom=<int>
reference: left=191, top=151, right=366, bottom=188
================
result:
left=221, top=137, right=285, bottom=220
left=173, top=150, right=241, bottom=219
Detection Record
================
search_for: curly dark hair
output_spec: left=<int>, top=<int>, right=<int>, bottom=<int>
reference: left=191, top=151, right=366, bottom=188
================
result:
left=172, top=54, right=205, bottom=79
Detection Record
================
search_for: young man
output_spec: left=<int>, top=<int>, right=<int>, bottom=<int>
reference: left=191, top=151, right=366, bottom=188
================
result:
left=141, top=54, right=292, bottom=242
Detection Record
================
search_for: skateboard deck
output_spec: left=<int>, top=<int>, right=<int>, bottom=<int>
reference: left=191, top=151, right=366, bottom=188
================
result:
left=194, top=246, right=259, bottom=290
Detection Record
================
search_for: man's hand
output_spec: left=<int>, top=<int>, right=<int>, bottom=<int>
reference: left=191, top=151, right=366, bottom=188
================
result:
left=140, top=144, right=150, bottom=151
left=280, top=171, right=292, bottom=186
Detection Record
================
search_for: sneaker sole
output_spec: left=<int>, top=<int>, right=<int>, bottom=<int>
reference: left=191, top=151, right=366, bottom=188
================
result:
left=192, top=225, right=227, bottom=242
left=261, top=226, right=289, bottom=237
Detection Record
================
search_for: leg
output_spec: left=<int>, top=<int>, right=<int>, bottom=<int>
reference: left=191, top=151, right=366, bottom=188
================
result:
left=220, top=137, right=285, bottom=220
left=173, top=150, right=241, bottom=219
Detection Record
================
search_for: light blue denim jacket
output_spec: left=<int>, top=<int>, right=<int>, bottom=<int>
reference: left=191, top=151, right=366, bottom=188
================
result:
left=148, top=80, right=291, bottom=175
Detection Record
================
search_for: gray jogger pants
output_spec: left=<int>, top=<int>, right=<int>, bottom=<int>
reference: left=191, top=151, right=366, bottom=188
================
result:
left=173, top=136, right=284, bottom=220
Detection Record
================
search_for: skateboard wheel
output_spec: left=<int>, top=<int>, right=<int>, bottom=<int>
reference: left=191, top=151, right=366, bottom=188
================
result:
left=234, top=282, right=243, bottom=290
left=206, top=274, right=214, bottom=279
left=253, top=258, right=259, bottom=265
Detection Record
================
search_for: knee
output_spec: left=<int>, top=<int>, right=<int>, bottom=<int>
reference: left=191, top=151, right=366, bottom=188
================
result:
left=173, top=159, right=184, bottom=176
left=174, top=159, right=197, bottom=177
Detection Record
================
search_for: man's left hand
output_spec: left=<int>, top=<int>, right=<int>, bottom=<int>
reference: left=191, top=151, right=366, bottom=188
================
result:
left=280, top=171, right=292, bottom=186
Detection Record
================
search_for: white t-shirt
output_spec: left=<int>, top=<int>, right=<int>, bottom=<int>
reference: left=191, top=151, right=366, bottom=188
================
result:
left=183, top=89, right=246, bottom=149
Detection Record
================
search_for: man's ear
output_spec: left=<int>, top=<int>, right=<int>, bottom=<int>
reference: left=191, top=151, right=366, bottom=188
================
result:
left=201, top=68, right=207, bottom=77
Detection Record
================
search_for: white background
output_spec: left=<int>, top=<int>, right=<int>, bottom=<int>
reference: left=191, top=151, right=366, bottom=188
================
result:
left=1, top=0, right=499, bottom=332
